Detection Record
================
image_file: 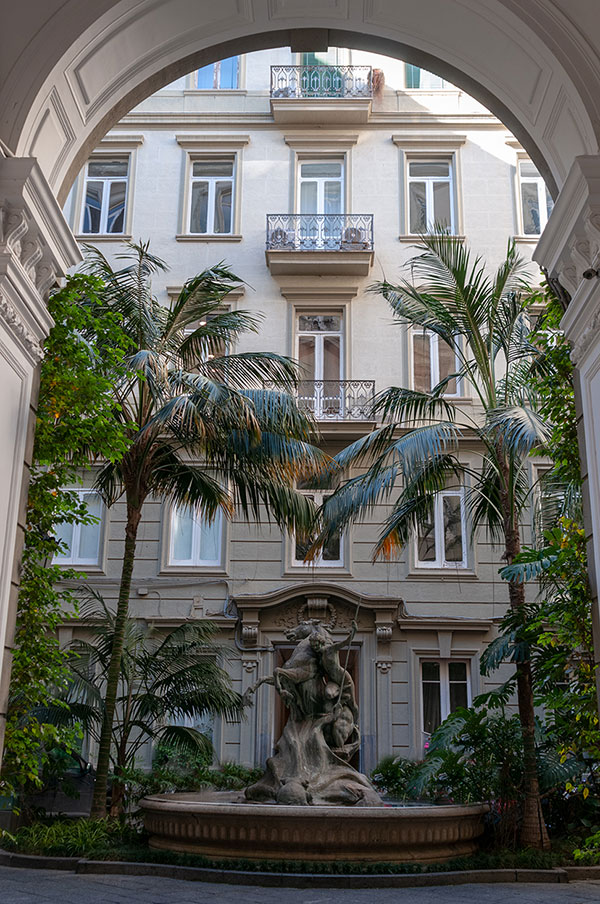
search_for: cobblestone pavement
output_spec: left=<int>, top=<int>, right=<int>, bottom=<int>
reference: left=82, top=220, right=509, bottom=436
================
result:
left=1, top=868, right=600, bottom=904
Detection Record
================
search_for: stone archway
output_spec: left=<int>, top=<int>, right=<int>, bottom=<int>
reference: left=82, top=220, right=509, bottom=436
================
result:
left=3, top=0, right=600, bottom=757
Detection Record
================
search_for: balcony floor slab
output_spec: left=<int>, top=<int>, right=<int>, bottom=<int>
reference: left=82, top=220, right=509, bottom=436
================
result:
left=265, top=249, right=374, bottom=276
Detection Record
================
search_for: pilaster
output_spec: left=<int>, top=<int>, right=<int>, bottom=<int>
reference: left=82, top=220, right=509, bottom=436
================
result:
left=0, top=155, right=80, bottom=758
left=533, top=155, right=600, bottom=708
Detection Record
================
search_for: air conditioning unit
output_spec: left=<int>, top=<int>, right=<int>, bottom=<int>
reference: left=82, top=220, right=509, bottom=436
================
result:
left=341, top=226, right=365, bottom=247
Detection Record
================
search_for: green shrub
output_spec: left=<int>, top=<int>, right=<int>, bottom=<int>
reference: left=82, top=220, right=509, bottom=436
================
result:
left=370, top=756, right=424, bottom=799
left=4, top=818, right=142, bottom=858
left=574, top=830, right=600, bottom=865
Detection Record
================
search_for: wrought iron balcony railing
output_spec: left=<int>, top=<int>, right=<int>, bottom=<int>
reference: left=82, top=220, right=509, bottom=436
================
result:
left=270, top=65, right=373, bottom=99
left=266, top=214, right=374, bottom=252
left=297, top=380, right=375, bottom=421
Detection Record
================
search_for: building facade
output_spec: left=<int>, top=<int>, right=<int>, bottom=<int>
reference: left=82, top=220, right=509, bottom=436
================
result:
left=59, top=47, right=550, bottom=772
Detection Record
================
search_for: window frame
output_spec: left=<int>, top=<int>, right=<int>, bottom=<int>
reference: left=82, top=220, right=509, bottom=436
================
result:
left=187, top=157, right=236, bottom=236
left=195, top=55, right=241, bottom=90
left=53, top=489, right=105, bottom=568
left=411, top=328, right=463, bottom=397
left=176, top=135, right=249, bottom=242
left=297, top=158, right=345, bottom=215
left=292, top=486, right=345, bottom=569
left=415, top=488, right=468, bottom=570
left=167, top=503, right=224, bottom=569
left=404, top=64, right=448, bottom=90
left=516, top=158, right=554, bottom=237
left=406, top=157, right=455, bottom=234
left=78, top=154, right=130, bottom=237
left=420, top=658, right=472, bottom=744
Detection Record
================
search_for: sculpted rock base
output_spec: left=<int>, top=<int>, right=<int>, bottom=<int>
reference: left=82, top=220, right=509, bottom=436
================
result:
left=245, top=714, right=381, bottom=806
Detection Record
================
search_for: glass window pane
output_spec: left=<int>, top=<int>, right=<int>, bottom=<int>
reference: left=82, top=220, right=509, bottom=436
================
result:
left=423, top=679, right=441, bottom=734
left=433, top=181, right=451, bottom=228
left=409, top=162, right=449, bottom=178
left=449, top=678, right=468, bottom=712
left=298, top=314, right=341, bottom=332
left=197, top=63, right=216, bottom=89
left=300, top=162, right=342, bottom=178
left=54, top=521, right=74, bottom=559
left=294, top=494, right=314, bottom=561
left=417, top=514, right=436, bottom=562
left=443, top=495, right=464, bottom=563
left=521, top=182, right=541, bottom=234
left=214, top=181, right=232, bottom=233
left=83, top=182, right=102, bottom=233
left=190, top=181, right=209, bottom=232
left=78, top=494, right=102, bottom=561
left=198, top=512, right=221, bottom=562
left=192, top=161, right=233, bottom=177
left=546, top=189, right=554, bottom=220
left=413, top=332, right=431, bottom=392
left=323, top=336, right=341, bottom=382
left=219, top=56, right=239, bottom=89
left=448, top=662, right=467, bottom=682
left=298, top=336, right=316, bottom=380
left=87, top=159, right=128, bottom=178
left=422, top=661, right=440, bottom=681
left=409, top=181, right=427, bottom=233
left=172, top=507, right=194, bottom=561
left=107, top=181, right=126, bottom=233
left=438, top=339, right=457, bottom=394
left=324, top=181, right=342, bottom=214
left=322, top=534, right=341, bottom=561
left=519, top=161, right=540, bottom=178
left=419, top=70, right=445, bottom=89
left=300, top=180, right=318, bottom=214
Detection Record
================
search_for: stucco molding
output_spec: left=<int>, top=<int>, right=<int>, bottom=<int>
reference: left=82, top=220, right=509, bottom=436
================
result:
left=0, top=292, right=44, bottom=364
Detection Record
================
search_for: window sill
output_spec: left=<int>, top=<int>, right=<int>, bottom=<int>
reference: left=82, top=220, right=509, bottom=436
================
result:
left=399, top=234, right=465, bottom=243
left=76, top=234, right=132, bottom=242
left=159, top=565, right=228, bottom=576
left=175, top=234, right=243, bottom=242
left=183, top=89, right=248, bottom=96
left=54, top=564, right=105, bottom=574
left=283, top=566, right=352, bottom=578
left=513, top=234, right=541, bottom=243
left=407, top=568, right=478, bottom=580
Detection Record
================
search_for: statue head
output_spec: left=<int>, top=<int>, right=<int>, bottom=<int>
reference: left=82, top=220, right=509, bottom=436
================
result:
left=285, top=621, right=314, bottom=642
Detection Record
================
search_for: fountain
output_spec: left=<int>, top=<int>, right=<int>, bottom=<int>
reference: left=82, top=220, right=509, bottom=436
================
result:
left=140, top=619, right=488, bottom=863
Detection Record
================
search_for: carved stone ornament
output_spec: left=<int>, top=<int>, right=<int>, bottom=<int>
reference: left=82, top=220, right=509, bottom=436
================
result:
left=241, top=623, right=258, bottom=644
left=0, top=292, right=44, bottom=362
left=242, top=659, right=258, bottom=673
left=376, top=660, right=393, bottom=674
left=376, top=625, right=393, bottom=642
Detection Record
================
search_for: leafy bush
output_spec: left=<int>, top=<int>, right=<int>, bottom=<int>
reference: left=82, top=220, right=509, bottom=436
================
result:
left=574, top=830, right=600, bottom=864
left=371, top=756, right=423, bottom=799
left=4, top=818, right=142, bottom=858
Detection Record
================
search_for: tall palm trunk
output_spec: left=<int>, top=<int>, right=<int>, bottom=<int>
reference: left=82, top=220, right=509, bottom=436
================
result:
left=90, top=501, right=142, bottom=818
left=501, top=471, right=550, bottom=850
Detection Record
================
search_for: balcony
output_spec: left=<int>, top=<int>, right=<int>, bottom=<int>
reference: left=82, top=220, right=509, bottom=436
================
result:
left=297, top=380, right=376, bottom=422
left=270, top=65, right=373, bottom=124
left=265, top=214, right=374, bottom=276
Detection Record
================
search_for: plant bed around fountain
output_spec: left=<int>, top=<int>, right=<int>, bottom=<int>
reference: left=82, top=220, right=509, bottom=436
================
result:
left=140, top=790, right=489, bottom=863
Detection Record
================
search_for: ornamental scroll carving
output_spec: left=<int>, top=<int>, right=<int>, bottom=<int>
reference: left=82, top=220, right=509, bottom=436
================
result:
left=0, top=292, right=44, bottom=362
left=0, top=203, right=58, bottom=301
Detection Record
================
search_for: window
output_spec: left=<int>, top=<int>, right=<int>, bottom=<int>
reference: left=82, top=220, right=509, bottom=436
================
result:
left=294, top=475, right=343, bottom=568
left=407, top=159, right=454, bottom=233
left=421, top=660, right=470, bottom=738
left=188, top=160, right=234, bottom=234
left=297, top=312, right=344, bottom=418
left=54, top=490, right=103, bottom=566
left=412, top=329, right=461, bottom=396
left=416, top=490, right=467, bottom=568
left=518, top=160, right=554, bottom=236
left=298, top=159, right=344, bottom=215
left=196, top=56, right=239, bottom=89
left=169, top=505, right=222, bottom=567
left=405, top=64, right=447, bottom=89
left=80, top=157, right=129, bottom=234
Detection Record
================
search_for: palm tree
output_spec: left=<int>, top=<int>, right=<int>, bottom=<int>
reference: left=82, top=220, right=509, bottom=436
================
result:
left=81, top=241, right=324, bottom=817
left=316, top=233, right=551, bottom=848
left=42, top=593, right=242, bottom=816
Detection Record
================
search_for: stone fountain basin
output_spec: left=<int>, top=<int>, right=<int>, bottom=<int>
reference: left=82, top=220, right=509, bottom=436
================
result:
left=140, top=791, right=489, bottom=864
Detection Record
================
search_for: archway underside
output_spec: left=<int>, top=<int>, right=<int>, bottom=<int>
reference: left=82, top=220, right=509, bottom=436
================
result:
left=4, top=0, right=600, bottom=204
